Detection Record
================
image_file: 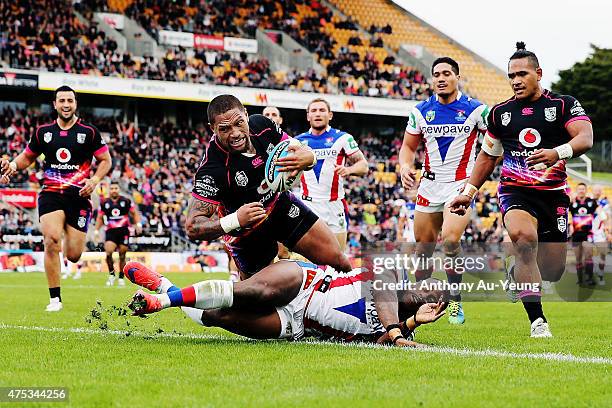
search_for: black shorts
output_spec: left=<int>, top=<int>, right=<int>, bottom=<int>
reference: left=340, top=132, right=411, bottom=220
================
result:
left=106, top=227, right=130, bottom=246
left=225, top=192, right=318, bottom=276
left=38, top=192, right=92, bottom=233
left=498, top=186, right=570, bottom=243
left=571, top=232, right=592, bottom=245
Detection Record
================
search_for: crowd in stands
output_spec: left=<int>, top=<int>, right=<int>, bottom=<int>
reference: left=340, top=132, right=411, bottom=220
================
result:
left=1, top=107, right=504, bottom=252
left=1, top=0, right=433, bottom=100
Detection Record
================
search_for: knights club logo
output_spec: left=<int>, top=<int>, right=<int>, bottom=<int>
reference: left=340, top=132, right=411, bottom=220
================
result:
left=425, top=110, right=435, bottom=122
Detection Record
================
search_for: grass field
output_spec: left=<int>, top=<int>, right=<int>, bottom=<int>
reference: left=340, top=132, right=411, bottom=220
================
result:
left=1, top=272, right=611, bottom=407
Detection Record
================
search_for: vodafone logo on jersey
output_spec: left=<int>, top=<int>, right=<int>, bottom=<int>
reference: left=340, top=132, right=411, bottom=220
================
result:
left=56, top=148, right=72, bottom=163
left=111, top=208, right=121, bottom=217
left=518, top=128, right=541, bottom=148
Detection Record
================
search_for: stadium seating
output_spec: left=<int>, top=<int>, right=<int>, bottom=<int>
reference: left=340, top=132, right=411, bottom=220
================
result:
left=329, top=0, right=512, bottom=105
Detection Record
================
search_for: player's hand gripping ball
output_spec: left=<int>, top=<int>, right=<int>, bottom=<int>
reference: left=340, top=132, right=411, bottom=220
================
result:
left=265, top=139, right=304, bottom=193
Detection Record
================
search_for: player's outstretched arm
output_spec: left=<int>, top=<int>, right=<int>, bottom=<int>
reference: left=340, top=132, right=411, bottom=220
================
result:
left=0, top=151, right=37, bottom=184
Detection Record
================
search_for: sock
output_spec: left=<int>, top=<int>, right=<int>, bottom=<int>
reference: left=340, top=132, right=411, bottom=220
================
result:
left=576, top=262, right=584, bottom=283
left=599, top=260, right=605, bottom=271
left=585, top=259, right=594, bottom=282
left=446, top=266, right=462, bottom=302
left=109, top=271, right=116, bottom=277
left=159, top=280, right=234, bottom=310
left=118, top=268, right=125, bottom=279
left=49, top=287, right=61, bottom=302
left=157, top=277, right=180, bottom=294
left=519, top=290, right=546, bottom=323
left=76, top=262, right=82, bottom=272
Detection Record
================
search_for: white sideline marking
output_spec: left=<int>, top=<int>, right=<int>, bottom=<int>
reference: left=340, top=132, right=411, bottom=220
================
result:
left=1, top=323, right=611, bottom=365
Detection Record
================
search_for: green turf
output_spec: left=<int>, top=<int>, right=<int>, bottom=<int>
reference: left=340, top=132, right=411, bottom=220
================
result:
left=0, top=272, right=611, bottom=407
left=591, top=171, right=612, bottom=184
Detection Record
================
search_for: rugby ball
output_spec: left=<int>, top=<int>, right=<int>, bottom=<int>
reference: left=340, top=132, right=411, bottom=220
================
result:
left=264, top=139, right=304, bottom=193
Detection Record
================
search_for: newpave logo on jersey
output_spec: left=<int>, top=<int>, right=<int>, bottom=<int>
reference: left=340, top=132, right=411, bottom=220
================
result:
left=422, top=124, right=472, bottom=136
left=314, top=148, right=339, bottom=159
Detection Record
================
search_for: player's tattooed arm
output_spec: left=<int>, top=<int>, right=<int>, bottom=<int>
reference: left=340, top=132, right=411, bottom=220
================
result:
left=340, top=150, right=368, bottom=177
left=185, top=197, right=224, bottom=241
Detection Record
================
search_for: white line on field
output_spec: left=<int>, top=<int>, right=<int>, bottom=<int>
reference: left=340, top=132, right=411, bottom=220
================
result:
left=1, top=323, right=611, bottom=365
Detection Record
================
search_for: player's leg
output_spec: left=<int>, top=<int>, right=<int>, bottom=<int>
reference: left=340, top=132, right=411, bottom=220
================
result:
left=503, top=209, right=550, bottom=337
left=40, top=210, right=67, bottom=311
left=292, top=219, right=352, bottom=271
left=584, top=240, right=595, bottom=285
left=573, top=240, right=584, bottom=284
left=117, top=244, right=129, bottom=286
left=104, top=240, right=118, bottom=286
left=184, top=307, right=283, bottom=340
left=129, top=261, right=304, bottom=314
left=63, top=225, right=87, bottom=279
left=413, top=210, right=444, bottom=280
left=440, top=205, right=472, bottom=324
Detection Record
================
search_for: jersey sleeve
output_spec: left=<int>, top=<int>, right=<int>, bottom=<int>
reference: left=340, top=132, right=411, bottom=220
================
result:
left=249, top=114, right=288, bottom=145
left=90, top=125, right=109, bottom=156
left=192, top=158, right=225, bottom=205
left=26, top=127, right=43, bottom=156
left=476, top=105, right=490, bottom=132
left=405, top=107, right=421, bottom=135
left=342, top=133, right=360, bottom=156
left=486, top=106, right=501, bottom=139
left=561, top=95, right=591, bottom=127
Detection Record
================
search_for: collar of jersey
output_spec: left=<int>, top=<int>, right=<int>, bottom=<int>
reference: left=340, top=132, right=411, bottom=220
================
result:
left=435, top=91, right=462, bottom=104
left=308, top=125, right=332, bottom=135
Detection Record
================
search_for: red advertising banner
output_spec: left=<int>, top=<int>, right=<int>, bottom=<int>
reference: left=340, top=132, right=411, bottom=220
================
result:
left=0, top=189, right=38, bottom=208
left=194, top=34, right=225, bottom=50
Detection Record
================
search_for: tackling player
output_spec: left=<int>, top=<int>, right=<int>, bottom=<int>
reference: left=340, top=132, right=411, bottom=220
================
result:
left=124, top=261, right=447, bottom=346
left=296, top=98, right=368, bottom=252
left=0, top=86, right=111, bottom=311
left=187, top=95, right=352, bottom=279
left=569, top=183, right=597, bottom=285
left=95, top=181, right=142, bottom=286
left=399, top=57, right=488, bottom=324
left=449, top=42, right=593, bottom=337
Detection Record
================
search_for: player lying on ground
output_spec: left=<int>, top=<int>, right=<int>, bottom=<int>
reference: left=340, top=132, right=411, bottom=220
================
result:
left=123, top=261, right=447, bottom=347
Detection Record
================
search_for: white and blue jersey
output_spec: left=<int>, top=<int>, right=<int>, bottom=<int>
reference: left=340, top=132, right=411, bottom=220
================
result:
left=405, top=92, right=488, bottom=182
left=295, top=126, right=360, bottom=201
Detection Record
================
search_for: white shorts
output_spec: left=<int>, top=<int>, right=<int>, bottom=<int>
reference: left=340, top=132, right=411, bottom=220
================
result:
left=276, top=262, right=325, bottom=340
left=416, top=178, right=466, bottom=213
left=303, top=199, right=347, bottom=234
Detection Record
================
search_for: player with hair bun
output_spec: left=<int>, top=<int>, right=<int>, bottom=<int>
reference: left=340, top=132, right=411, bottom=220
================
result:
left=450, top=42, right=593, bottom=337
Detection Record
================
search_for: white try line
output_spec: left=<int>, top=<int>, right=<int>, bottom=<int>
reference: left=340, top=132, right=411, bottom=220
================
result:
left=1, top=323, right=611, bottom=365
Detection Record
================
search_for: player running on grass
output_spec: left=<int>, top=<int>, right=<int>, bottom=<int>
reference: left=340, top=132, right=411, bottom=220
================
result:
left=123, top=261, right=447, bottom=346
left=449, top=42, right=593, bottom=337
left=399, top=57, right=488, bottom=324
left=95, top=181, right=142, bottom=287
left=0, top=86, right=111, bottom=311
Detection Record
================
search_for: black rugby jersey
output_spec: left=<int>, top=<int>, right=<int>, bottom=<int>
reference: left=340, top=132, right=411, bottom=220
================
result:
left=487, top=90, right=590, bottom=191
left=570, top=197, right=597, bottom=234
left=27, top=119, right=107, bottom=196
left=100, top=196, right=133, bottom=231
left=192, top=114, right=289, bottom=215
